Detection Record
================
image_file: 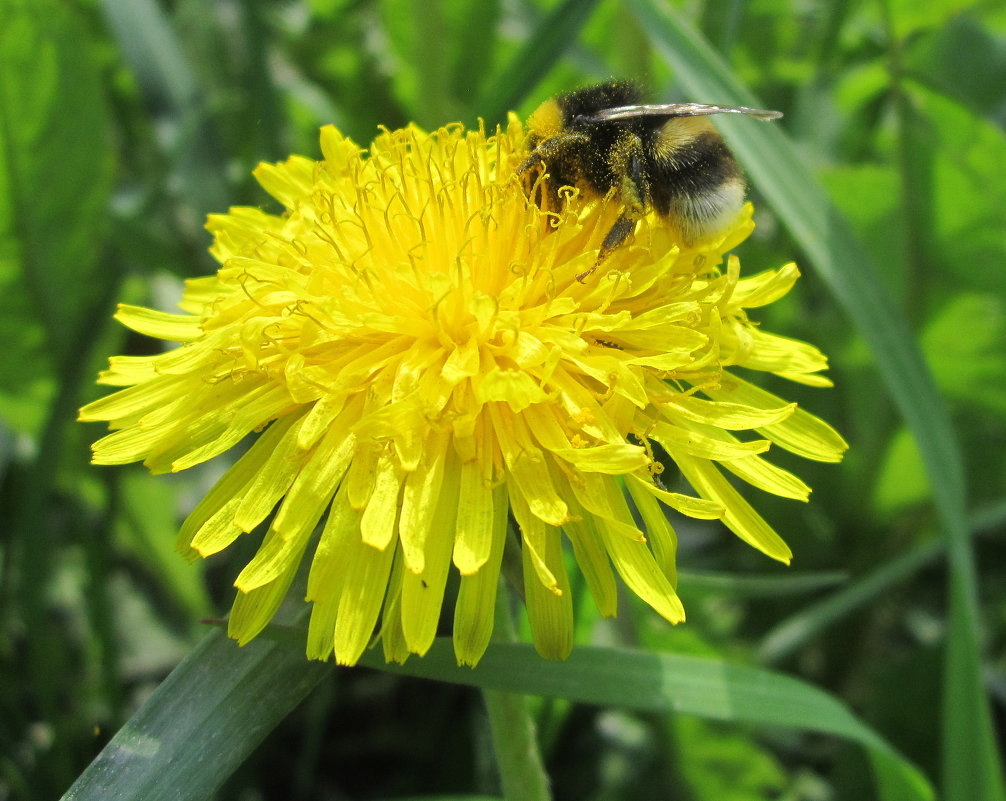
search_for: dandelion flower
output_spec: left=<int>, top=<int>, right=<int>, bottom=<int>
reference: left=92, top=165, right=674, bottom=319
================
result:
left=79, top=117, right=847, bottom=667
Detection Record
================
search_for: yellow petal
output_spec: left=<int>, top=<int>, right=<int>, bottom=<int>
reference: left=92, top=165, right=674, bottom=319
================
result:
left=114, top=304, right=202, bottom=341
left=296, top=394, right=348, bottom=450
left=360, top=449, right=404, bottom=550
left=234, top=424, right=355, bottom=591
left=626, top=479, right=678, bottom=588
left=398, top=429, right=449, bottom=573
left=593, top=480, right=684, bottom=623
left=569, top=472, right=645, bottom=541
left=80, top=375, right=191, bottom=424
left=523, top=525, right=573, bottom=660
left=454, top=483, right=509, bottom=666
left=379, top=554, right=409, bottom=664
left=166, top=384, right=293, bottom=473
left=706, top=373, right=849, bottom=462
left=453, top=458, right=494, bottom=574
left=508, top=482, right=558, bottom=591
left=177, top=413, right=302, bottom=558
left=731, top=262, right=800, bottom=308
left=733, top=327, right=830, bottom=376
left=625, top=474, right=724, bottom=520
left=476, top=367, right=547, bottom=411
left=650, top=420, right=771, bottom=462
left=562, top=496, right=618, bottom=617
left=252, top=154, right=317, bottom=209
left=306, top=486, right=362, bottom=603
left=492, top=404, right=568, bottom=526
left=553, top=442, right=650, bottom=474
left=400, top=455, right=461, bottom=656
left=333, top=531, right=397, bottom=666
left=674, top=451, right=792, bottom=563
left=721, top=454, right=811, bottom=501
left=664, top=394, right=796, bottom=430
left=228, top=529, right=302, bottom=645
left=231, top=418, right=315, bottom=534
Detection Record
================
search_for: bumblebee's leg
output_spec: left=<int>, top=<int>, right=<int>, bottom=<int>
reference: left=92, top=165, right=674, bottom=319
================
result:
left=517, top=132, right=592, bottom=210
left=516, top=131, right=593, bottom=176
left=577, top=134, right=650, bottom=281
left=598, top=216, right=638, bottom=258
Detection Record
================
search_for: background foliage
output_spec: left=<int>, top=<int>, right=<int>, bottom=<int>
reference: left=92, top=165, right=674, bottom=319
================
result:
left=1, top=0, right=1004, bottom=799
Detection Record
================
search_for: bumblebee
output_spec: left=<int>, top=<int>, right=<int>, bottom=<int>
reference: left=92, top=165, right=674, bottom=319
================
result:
left=517, top=81, right=782, bottom=278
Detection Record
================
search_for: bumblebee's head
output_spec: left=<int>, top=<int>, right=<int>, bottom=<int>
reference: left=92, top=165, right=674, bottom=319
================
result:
left=525, top=96, right=565, bottom=146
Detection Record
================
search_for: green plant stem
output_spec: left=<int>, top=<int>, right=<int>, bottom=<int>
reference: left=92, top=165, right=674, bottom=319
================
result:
left=481, top=582, right=552, bottom=801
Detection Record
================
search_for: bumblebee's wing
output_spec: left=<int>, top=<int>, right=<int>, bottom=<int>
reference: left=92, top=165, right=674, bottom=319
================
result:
left=586, top=103, right=783, bottom=122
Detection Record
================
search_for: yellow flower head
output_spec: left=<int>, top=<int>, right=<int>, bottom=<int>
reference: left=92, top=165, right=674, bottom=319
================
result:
left=80, top=118, right=846, bottom=666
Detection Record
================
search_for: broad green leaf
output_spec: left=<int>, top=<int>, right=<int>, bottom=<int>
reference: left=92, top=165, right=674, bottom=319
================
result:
left=922, top=293, right=1006, bottom=416
left=673, top=716, right=786, bottom=801
left=0, top=0, right=113, bottom=395
left=872, top=427, right=930, bottom=517
left=905, top=12, right=1006, bottom=118
left=887, top=0, right=980, bottom=40
left=906, top=88, right=1006, bottom=294
left=624, top=2, right=1004, bottom=798
left=371, top=641, right=933, bottom=801
left=64, top=630, right=933, bottom=801
left=61, top=626, right=330, bottom=801
left=117, top=471, right=213, bottom=622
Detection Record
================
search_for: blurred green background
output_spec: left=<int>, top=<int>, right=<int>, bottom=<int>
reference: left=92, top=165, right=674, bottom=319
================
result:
left=1, top=0, right=1004, bottom=799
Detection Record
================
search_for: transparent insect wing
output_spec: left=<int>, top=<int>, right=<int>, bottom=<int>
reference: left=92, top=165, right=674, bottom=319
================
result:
left=587, top=103, right=783, bottom=122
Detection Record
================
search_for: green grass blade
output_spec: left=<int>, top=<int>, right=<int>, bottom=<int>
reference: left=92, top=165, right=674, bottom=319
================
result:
left=624, top=2, right=1004, bottom=797
left=679, top=569, right=848, bottom=598
left=450, top=0, right=502, bottom=103
left=758, top=540, right=942, bottom=664
left=369, top=641, right=934, bottom=801
left=760, top=501, right=1006, bottom=663
left=376, top=797, right=501, bottom=801
left=0, top=0, right=114, bottom=359
left=60, top=627, right=330, bottom=801
left=99, top=0, right=229, bottom=218
left=475, top=0, right=603, bottom=125
left=409, top=0, right=457, bottom=125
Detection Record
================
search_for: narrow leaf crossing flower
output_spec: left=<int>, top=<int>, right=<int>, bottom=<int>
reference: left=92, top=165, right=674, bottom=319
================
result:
left=80, top=117, right=846, bottom=666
